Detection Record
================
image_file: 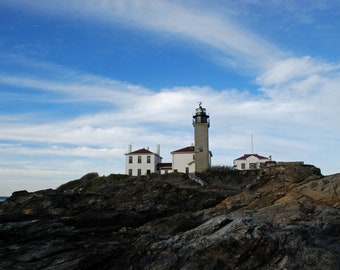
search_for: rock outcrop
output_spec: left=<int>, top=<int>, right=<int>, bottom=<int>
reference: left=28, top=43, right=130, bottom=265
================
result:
left=0, top=165, right=339, bottom=269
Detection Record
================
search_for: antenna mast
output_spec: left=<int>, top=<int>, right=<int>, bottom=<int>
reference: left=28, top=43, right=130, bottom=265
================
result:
left=251, top=133, right=254, bottom=154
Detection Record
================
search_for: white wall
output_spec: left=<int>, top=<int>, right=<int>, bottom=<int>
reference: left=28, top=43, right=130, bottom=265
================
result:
left=172, top=152, right=195, bottom=173
left=125, top=153, right=162, bottom=175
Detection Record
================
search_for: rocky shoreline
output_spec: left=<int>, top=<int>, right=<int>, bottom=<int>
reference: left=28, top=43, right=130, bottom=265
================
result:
left=0, top=164, right=339, bottom=269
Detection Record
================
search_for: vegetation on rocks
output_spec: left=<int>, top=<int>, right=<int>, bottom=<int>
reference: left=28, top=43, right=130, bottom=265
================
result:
left=0, top=164, right=339, bottom=269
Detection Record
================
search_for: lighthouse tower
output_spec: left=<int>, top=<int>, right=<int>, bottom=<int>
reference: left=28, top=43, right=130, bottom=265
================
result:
left=193, top=102, right=210, bottom=172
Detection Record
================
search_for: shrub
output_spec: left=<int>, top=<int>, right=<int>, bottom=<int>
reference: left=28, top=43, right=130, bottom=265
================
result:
left=80, top=172, right=99, bottom=181
left=209, top=165, right=233, bottom=174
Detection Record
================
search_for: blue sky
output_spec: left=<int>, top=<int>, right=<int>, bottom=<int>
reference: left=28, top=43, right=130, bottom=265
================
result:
left=0, top=0, right=339, bottom=196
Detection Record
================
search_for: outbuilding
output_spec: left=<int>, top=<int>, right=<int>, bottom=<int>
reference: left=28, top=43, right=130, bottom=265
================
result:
left=233, top=154, right=271, bottom=170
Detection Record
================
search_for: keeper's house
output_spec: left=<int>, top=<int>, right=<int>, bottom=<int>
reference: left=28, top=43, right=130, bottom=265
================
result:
left=125, top=145, right=196, bottom=176
left=125, top=145, right=162, bottom=176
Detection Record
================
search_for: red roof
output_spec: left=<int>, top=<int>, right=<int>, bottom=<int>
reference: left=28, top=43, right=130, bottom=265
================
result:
left=127, top=148, right=154, bottom=155
left=171, top=146, right=195, bottom=154
left=234, top=154, right=269, bottom=161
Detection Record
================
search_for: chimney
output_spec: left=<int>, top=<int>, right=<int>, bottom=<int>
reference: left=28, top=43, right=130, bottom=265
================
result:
left=157, top=144, right=160, bottom=156
left=128, top=144, right=132, bottom=153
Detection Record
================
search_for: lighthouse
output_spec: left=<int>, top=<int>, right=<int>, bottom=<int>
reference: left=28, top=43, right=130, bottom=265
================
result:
left=193, top=102, right=211, bottom=172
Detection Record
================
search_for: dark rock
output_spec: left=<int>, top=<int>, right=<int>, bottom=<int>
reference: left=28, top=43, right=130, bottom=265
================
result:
left=0, top=165, right=339, bottom=269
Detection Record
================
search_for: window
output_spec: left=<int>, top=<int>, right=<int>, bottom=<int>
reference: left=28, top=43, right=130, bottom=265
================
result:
left=128, top=169, right=132, bottom=176
left=147, top=169, right=151, bottom=175
left=249, top=163, right=256, bottom=170
left=199, top=146, right=203, bottom=152
left=241, top=163, right=246, bottom=169
left=147, top=156, right=151, bottom=163
left=138, top=156, right=142, bottom=163
left=137, top=169, right=141, bottom=176
left=174, top=169, right=178, bottom=173
left=185, top=167, right=189, bottom=174
left=129, top=156, right=133, bottom=164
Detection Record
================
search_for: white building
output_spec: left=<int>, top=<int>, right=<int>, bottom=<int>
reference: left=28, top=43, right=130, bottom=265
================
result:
left=125, top=145, right=196, bottom=176
left=124, top=104, right=212, bottom=176
left=171, top=146, right=195, bottom=174
left=125, top=145, right=162, bottom=176
left=233, top=154, right=271, bottom=170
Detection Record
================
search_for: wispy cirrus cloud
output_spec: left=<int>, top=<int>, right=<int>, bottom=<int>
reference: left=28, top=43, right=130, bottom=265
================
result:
left=2, top=0, right=282, bottom=70
left=0, top=73, right=150, bottom=105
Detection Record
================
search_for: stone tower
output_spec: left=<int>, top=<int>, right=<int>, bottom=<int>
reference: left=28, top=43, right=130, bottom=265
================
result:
left=193, top=103, right=210, bottom=172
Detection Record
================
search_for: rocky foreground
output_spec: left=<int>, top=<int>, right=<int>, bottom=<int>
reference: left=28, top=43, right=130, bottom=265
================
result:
left=0, top=165, right=339, bottom=269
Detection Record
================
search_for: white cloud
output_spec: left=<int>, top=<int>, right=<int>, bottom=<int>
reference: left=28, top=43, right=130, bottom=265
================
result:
left=257, top=57, right=340, bottom=121
left=1, top=60, right=339, bottom=195
left=1, top=61, right=339, bottom=166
